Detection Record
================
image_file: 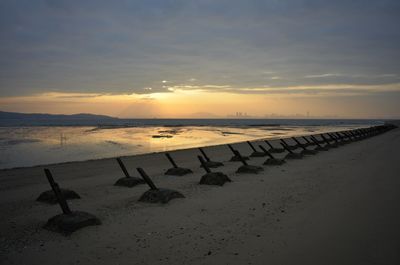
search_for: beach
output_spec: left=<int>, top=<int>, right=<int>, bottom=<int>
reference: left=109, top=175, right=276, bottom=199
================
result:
left=1, top=124, right=399, bottom=265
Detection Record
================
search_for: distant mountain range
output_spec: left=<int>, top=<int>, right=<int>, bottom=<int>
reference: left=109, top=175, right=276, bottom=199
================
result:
left=0, top=111, right=119, bottom=126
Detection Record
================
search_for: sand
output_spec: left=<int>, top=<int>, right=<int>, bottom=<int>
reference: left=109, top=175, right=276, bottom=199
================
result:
left=1, top=125, right=399, bottom=265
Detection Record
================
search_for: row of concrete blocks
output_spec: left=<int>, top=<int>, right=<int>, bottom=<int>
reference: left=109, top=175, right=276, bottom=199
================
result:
left=36, top=124, right=396, bottom=234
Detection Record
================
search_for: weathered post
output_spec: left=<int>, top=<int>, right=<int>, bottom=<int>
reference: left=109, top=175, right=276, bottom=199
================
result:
left=114, top=158, right=145, bottom=187
left=198, top=148, right=224, bottom=168
left=137, top=167, right=158, bottom=190
left=117, top=157, right=130, bottom=178
left=320, top=134, right=329, bottom=143
left=280, top=139, right=298, bottom=150
left=44, top=169, right=72, bottom=215
left=334, top=132, right=343, bottom=139
left=345, top=131, right=355, bottom=141
left=311, top=135, right=324, bottom=144
left=321, top=134, right=338, bottom=147
left=354, top=130, right=363, bottom=139
left=164, top=153, right=193, bottom=176
left=339, top=132, right=351, bottom=142
left=37, top=169, right=80, bottom=204
left=166, top=153, right=178, bottom=168
left=344, top=131, right=355, bottom=141
left=247, top=141, right=267, bottom=157
left=233, top=150, right=263, bottom=174
left=259, top=145, right=285, bottom=165
left=281, top=142, right=293, bottom=154
left=327, top=133, right=342, bottom=145
left=334, top=132, right=346, bottom=142
left=281, top=143, right=303, bottom=159
left=265, top=140, right=274, bottom=149
left=292, top=137, right=305, bottom=148
left=292, top=137, right=317, bottom=155
left=334, top=132, right=347, bottom=144
left=349, top=130, right=359, bottom=140
left=264, top=140, right=285, bottom=153
left=310, top=136, right=329, bottom=151
left=357, top=129, right=365, bottom=138
left=197, top=156, right=231, bottom=186
left=227, top=144, right=236, bottom=153
left=327, top=133, right=339, bottom=146
left=43, top=169, right=101, bottom=234
left=228, top=144, right=249, bottom=161
left=247, top=141, right=257, bottom=152
left=258, top=145, right=275, bottom=160
left=198, top=155, right=211, bottom=173
left=302, top=136, right=315, bottom=146
left=137, top=167, right=184, bottom=203
left=234, top=150, right=248, bottom=166
left=199, top=147, right=211, bottom=162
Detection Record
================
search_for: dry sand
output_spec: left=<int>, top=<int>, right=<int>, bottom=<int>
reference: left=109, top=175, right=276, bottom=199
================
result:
left=1, top=125, right=400, bottom=265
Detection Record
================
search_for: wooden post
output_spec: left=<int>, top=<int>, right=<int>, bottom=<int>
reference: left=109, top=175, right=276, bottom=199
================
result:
left=348, top=131, right=355, bottom=139
left=341, top=131, right=348, bottom=139
left=258, top=145, right=275, bottom=159
left=136, top=168, right=158, bottom=190
left=302, top=136, right=312, bottom=145
left=292, top=137, right=306, bottom=150
left=116, top=158, right=131, bottom=178
left=320, top=134, right=331, bottom=144
left=165, top=153, right=178, bottom=168
left=247, top=141, right=257, bottom=152
left=198, top=156, right=211, bottom=173
left=310, top=136, right=323, bottom=147
left=44, top=169, right=72, bottom=215
left=280, top=139, right=294, bottom=148
left=199, top=148, right=211, bottom=162
left=349, top=131, right=358, bottom=138
left=344, top=131, right=354, bottom=140
left=326, top=133, right=334, bottom=141
left=227, top=144, right=236, bottom=154
left=335, top=132, right=343, bottom=140
left=264, top=140, right=274, bottom=149
left=233, top=150, right=248, bottom=166
left=280, top=142, right=293, bottom=154
left=327, top=133, right=339, bottom=143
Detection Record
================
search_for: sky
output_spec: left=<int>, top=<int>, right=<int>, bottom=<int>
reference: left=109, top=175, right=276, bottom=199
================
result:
left=0, top=0, right=399, bottom=118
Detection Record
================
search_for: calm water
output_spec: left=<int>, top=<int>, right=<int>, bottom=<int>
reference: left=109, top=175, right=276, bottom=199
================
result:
left=0, top=119, right=381, bottom=169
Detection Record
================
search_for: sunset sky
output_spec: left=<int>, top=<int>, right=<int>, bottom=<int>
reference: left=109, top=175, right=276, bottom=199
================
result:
left=0, top=0, right=399, bottom=118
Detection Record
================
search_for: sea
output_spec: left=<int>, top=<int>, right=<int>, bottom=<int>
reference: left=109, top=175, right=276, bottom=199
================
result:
left=0, top=119, right=384, bottom=169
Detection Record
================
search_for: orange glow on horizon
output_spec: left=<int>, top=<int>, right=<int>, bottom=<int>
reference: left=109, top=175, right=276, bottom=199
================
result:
left=1, top=83, right=400, bottom=119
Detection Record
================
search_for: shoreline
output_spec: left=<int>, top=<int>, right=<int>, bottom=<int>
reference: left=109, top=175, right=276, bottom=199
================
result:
left=0, top=117, right=387, bottom=127
left=1, top=124, right=399, bottom=265
left=0, top=130, right=336, bottom=172
left=0, top=125, right=368, bottom=171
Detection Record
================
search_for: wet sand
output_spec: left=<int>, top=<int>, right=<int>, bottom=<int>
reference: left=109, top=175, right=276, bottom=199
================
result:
left=1, top=124, right=399, bottom=265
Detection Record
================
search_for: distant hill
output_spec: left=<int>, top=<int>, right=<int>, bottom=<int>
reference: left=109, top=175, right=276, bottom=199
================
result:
left=0, top=111, right=119, bottom=126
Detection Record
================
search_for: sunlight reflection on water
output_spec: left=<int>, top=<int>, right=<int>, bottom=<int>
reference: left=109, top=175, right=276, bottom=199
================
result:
left=0, top=124, right=364, bottom=169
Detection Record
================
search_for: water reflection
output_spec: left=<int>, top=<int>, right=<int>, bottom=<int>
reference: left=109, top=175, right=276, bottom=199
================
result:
left=0, top=125, right=363, bottom=169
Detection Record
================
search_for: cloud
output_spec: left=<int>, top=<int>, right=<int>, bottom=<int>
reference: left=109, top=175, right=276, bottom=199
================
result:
left=50, top=93, right=104, bottom=99
left=166, top=82, right=400, bottom=96
left=305, top=73, right=344, bottom=78
left=0, top=0, right=399, bottom=98
left=305, top=73, right=399, bottom=79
